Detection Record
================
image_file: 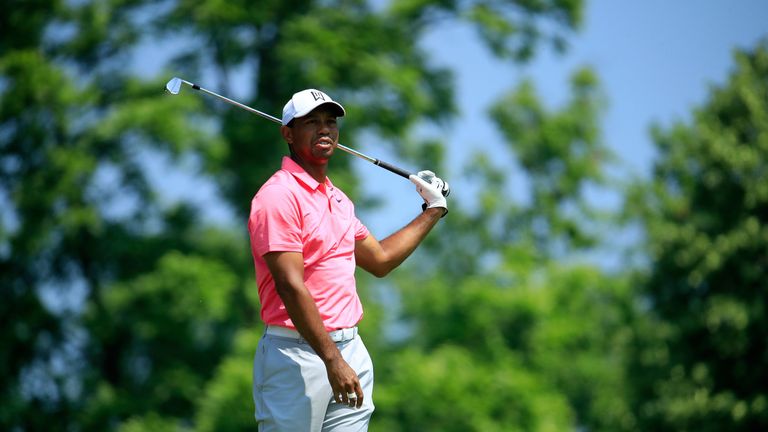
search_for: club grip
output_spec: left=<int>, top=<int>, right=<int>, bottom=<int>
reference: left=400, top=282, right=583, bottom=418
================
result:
left=375, top=160, right=411, bottom=179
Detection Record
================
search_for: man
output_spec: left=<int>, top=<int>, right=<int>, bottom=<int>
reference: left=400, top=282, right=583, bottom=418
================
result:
left=248, top=88, right=449, bottom=431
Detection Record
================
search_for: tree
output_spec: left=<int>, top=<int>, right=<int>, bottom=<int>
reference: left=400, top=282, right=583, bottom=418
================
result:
left=1, top=0, right=247, bottom=429
left=369, top=68, right=637, bottom=431
left=626, top=40, right=768, bottom=431
left=2, top=0, right=586, bottom=430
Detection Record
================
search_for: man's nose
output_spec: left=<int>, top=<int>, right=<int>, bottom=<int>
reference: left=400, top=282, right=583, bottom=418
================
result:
left=318, top=120, right=332, bottom=134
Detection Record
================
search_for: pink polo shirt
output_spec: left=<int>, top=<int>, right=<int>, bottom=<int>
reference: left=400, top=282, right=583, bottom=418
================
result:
left=248, top=157, right=370, bottom=331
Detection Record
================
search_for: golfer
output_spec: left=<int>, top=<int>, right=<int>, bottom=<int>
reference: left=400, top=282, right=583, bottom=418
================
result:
left=248, top=88, right=449, bottom=431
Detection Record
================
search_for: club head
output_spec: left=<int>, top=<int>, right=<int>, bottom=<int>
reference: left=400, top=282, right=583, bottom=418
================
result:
left=165, top=77, right=182, bottom=95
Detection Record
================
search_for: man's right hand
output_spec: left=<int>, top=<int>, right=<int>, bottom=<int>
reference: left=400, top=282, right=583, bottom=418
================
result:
left=326, top=356, right=364, bottom=409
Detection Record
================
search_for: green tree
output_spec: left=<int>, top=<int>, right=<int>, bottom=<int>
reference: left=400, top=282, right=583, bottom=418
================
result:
left=150, top=1, right=587, bottom=430
left=1, top=0, right=247, bottom=429
left=626, top=40, right=768, bottom=431
left=2, top=0, right=586, bottom=431
left=369, top=68, right=637, bottom=431
left=489, top=68, right=611, bottom=256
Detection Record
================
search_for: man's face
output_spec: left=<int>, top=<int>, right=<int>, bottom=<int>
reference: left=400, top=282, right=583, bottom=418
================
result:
left=284, top=105, right=340, bottom=165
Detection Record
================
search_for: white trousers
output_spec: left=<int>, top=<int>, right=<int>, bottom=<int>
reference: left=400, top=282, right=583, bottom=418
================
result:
left=253, top=329, right=375, bottom=431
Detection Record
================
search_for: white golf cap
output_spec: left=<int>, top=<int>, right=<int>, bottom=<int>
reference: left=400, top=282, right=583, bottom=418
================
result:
left=281, top=89, right=345, bottom=125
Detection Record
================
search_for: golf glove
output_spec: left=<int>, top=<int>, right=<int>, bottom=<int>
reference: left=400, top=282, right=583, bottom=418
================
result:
left=410, top=170, right=450, bottom=216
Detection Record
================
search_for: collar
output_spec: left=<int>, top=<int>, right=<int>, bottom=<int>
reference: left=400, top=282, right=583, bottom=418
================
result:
left=281, top=156, right=334, bottom=191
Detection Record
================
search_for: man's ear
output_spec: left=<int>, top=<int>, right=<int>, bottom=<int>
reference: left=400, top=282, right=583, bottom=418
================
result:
left=280, top=125, right=293, bottom=144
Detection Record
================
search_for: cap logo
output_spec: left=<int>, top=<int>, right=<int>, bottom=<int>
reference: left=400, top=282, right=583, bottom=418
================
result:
left=310, top=91, right=326, bottom=102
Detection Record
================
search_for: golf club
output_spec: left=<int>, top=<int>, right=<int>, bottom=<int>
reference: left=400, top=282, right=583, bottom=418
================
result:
left=165, top=77, right=413, bottom=179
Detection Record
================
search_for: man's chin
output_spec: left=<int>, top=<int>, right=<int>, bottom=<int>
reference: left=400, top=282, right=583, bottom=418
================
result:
left=313, top=147, right=334, bottom=159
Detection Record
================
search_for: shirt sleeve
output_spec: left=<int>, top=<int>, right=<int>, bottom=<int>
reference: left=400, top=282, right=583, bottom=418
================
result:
left=248, top=184, right=303, bottom=257
left=352, top=216, right=369, bottom=241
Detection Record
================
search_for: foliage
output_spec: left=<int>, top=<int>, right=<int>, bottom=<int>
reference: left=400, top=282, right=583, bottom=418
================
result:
left=625, top=40, right=768, bottom=431
left=367, top=64, right=636, bottom=431
left=193, top=328, right=263, bottom=432
left=8, top=1, right=766, bottom=432
left=2, top=0, right=588, bottom=431
left=373, top=346, right=573, bottom=432
left=490, top=68, right=610, bottom=252
left=382, top=244, right=636, bottom=431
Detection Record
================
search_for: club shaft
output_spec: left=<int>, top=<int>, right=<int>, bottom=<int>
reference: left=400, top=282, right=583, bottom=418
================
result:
left=178, top=79, right=412, bottom=179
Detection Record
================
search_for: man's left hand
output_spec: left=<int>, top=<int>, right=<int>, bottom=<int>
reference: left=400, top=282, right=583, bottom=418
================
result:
left=410, top=170, right=450, bottom=216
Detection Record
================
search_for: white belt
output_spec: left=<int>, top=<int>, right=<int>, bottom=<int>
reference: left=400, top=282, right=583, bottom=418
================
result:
left=266, top=325, right=358, bottom=343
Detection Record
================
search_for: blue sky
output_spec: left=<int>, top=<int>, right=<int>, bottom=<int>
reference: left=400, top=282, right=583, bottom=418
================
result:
left=356, top=0, right=768, bottom=236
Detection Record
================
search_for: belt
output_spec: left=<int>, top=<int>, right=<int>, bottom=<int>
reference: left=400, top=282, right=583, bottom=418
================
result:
left=265, top=325, right=358, bottom=343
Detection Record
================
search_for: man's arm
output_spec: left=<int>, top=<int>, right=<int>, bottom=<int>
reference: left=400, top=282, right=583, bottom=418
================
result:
left=355, top=171, right=449, bottom=277
left=355, top=207, right=444, bottom=277
left=263, top=251, right=363, bottom=408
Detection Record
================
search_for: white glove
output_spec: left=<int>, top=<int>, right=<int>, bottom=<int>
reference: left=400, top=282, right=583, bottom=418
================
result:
left=409, top=170, right=450, bottom=216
